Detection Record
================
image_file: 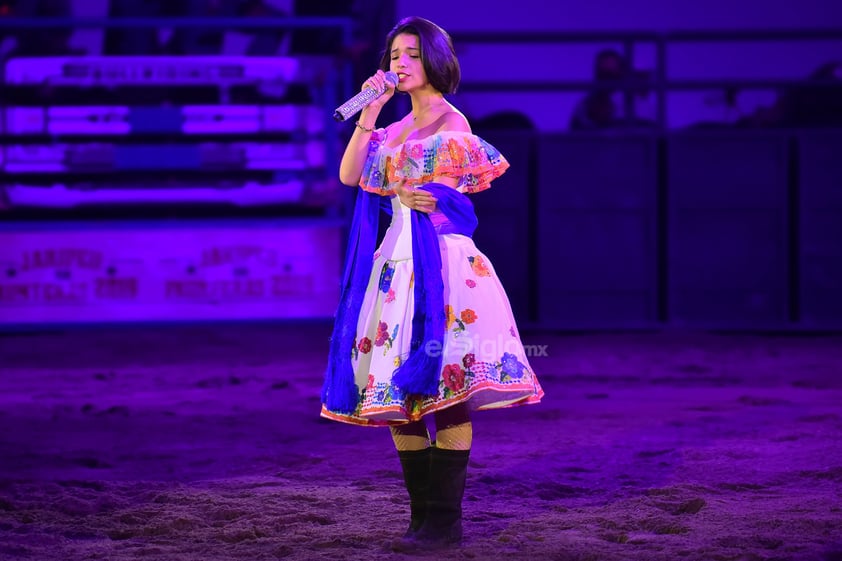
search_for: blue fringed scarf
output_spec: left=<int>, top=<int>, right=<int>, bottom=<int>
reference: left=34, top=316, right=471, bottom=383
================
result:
left=322, top=183, right=478, bottom=414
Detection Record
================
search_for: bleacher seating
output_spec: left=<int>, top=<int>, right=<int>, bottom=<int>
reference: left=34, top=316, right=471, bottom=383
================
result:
left=0, top=55, right=339, bottom=213
left=0, top=47, right=347, bottom=325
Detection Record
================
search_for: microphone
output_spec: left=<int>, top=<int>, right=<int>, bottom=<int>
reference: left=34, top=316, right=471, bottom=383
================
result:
left=333, top=71, right=399, bottom=122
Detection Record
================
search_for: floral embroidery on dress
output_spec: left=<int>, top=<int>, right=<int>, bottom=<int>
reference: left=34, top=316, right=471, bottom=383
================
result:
left=468, top=255, right=491, bottom=277
left=460, top=309, right=478, bottom=324
left=445, top=305, right=457, bottom=330
left=376, top=384, right=395, bottom=405
left=449, top=308, right=476, bottom=335
left=409, top=143, right=423, bottom=160
left=321, top=129, right=544, bottom=426
left=499, top=352, right=527, bottom=381
left=359, top=131, right=509, bottom=195
left=445, top=305, right=478, bottom=335
left=462, top=353, right=476, bottom=369
left=375, top=321, right=399, bottom=353
left=379, top=263, right=395, bottom=293
left=442, top=363, right=466, bottom=395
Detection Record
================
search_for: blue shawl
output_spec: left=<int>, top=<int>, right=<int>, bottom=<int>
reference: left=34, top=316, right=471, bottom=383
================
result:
left=322, top=183, right=478, bottom=414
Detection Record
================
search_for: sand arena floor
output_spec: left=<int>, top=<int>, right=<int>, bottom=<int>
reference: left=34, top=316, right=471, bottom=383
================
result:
left=1, top=324, right=841, bottom=560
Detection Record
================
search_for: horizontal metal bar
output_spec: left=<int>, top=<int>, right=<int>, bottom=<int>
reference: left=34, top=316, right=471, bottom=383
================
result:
left=662, top=29, right=842, bottom=41
left=0, top=17, right=353, bottom=30
left=457, top=79, right=842, bottom=92
left=451, top=29, right=842, bottom=43
left=1, top=20, right=838, bottom=40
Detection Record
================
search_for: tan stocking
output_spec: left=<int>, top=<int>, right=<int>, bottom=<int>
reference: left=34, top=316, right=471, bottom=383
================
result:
left=390, top=420, right=431, bottom=451
left=434, top=421, right=472, bottom=450
left=434, top=403, right=472, bottom=450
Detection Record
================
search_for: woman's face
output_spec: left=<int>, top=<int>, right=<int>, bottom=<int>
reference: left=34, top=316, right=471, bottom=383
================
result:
left=389, top=32, right=426, bottom=91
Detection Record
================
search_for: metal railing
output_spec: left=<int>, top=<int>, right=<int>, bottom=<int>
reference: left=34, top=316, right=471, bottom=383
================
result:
left=450, top=28, right=842, bottom=128
left=0, top=16, right=356, bottom=100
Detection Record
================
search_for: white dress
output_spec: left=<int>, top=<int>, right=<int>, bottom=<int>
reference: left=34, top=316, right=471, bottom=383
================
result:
left=321, top=131, right=543, bottom=426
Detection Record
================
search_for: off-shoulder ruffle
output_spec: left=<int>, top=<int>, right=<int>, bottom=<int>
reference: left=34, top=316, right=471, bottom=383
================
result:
left=359, top=131, right=509, bottom=195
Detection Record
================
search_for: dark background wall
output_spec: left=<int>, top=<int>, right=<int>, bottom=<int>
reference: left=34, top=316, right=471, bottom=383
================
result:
left=384, top=0, right=842, bottom=330
left=0, top=0, right=839, bottom=331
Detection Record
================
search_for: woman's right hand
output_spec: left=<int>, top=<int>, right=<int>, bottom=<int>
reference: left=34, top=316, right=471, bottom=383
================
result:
left=361, top=70, right=396, bottom=111
left=396, top=181, right=437, bottom=213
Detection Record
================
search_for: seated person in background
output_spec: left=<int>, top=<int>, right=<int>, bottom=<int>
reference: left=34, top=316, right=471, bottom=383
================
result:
left=569, top=48, right=656, bottom=131
left=569, top=49, right=625, bottom=130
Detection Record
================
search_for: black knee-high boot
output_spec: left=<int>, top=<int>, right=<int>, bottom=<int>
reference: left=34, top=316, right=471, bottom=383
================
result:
left=397, top=448, right=431, bottom=537
left=395, top=446, right=469, bottom=549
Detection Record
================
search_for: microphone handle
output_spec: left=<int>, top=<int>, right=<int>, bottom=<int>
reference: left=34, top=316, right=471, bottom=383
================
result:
left=333, top=86, right=384, bottom=122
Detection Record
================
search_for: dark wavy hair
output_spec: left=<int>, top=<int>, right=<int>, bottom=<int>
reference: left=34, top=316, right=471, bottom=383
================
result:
left=379, top=16, right=461, bottom=94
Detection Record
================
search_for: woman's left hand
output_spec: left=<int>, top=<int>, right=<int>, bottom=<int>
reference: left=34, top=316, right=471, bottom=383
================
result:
left=396, top=182, right=437, bottom=213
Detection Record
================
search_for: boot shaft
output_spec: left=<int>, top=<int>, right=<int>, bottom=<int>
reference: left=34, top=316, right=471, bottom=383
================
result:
left=397, top=447, right=432, bottom=535
left=422, top=447, right=470, bottom=540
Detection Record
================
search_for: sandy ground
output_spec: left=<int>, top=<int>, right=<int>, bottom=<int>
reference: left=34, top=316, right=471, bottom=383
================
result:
left=0, top=323, right=841, bottom=561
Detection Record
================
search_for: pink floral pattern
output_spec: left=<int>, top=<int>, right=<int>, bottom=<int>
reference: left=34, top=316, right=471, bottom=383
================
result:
left=321, top=132, right=543, bottom=426
left=359, top=131, right=509, bottom=195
